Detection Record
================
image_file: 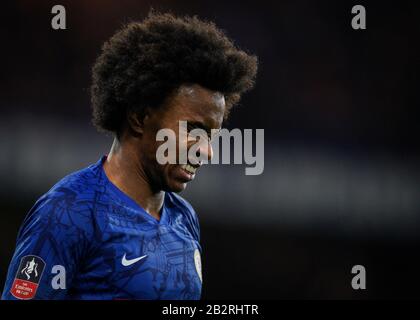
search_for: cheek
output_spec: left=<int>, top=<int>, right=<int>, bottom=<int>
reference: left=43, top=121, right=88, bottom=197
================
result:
left=162, top=164, right=180, bottom=187
left=165, top=164, right=175, bottom=177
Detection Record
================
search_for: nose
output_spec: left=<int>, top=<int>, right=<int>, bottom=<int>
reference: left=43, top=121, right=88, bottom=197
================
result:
left=194, top=140, right=213, bottom=164
left=202, top=141, right=213, bottom=162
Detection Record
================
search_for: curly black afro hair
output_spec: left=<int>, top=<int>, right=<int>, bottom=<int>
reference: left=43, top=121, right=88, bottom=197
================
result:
left=91, top=12, right=258, bottom=134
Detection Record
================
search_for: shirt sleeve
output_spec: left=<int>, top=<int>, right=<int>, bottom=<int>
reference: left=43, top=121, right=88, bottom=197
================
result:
left=1, top=194, right=93, bottom=300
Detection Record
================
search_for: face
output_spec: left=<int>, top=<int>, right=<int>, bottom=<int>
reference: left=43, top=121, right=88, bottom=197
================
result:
left=138, top=84, right=225, bottom=192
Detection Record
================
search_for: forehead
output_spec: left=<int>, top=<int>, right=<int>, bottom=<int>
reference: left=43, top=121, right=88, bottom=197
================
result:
left=166, top=84, right=225, bottom=127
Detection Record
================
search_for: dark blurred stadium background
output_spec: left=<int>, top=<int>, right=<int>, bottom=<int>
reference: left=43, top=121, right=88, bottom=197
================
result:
left=1, top=0, right=419, bottom=299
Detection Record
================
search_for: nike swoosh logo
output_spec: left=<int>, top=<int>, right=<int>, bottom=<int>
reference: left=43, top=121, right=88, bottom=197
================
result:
left=121, top=254, right=148, bottom=267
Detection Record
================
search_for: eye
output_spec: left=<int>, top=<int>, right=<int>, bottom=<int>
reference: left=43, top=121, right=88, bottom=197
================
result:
left=187, top=124, right=212, bottom=142
left=186, top=123, right=196, bottom=132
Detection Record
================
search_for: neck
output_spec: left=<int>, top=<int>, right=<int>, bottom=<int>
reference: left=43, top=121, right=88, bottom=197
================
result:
left=103, top=137, right=165, bottom=220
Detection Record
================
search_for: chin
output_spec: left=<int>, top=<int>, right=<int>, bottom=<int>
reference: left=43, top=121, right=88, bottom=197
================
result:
left=167, top=181, right=187, bottom=193
left=162, top=166, right=192, bottom=193
left=160, top=177, right=187, bottom=193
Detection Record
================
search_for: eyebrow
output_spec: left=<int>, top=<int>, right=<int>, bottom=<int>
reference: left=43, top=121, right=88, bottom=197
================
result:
left=186, top=121, right=213, bottom=137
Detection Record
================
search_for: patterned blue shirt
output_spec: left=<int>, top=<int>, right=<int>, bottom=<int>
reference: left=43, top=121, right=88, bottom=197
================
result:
left=1, top=157, right=202, bottom=300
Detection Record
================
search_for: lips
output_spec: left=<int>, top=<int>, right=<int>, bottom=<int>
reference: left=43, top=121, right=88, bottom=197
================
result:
left=181, top=164, right=197, bottom=175
left=175, top=164, right=199, bottom=182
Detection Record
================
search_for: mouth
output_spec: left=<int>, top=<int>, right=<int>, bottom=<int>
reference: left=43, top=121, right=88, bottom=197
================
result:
left=175, top=163, right=199, bottom=183
left=181, top=163, right=198, bottom=175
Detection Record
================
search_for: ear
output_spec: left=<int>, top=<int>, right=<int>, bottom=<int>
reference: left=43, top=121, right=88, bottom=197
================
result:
left=127, top=109, right=149, bottom=136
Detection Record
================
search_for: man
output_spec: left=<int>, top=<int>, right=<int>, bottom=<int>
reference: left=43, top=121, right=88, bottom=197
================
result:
left=2, top=12, right=257, bottom=300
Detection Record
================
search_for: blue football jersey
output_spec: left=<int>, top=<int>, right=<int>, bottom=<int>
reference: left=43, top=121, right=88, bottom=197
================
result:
left=1, top=156, right=202, bottom=300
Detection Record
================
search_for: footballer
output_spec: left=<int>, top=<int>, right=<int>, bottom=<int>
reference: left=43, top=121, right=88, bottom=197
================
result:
left=2, top=12, right=257, bottom=300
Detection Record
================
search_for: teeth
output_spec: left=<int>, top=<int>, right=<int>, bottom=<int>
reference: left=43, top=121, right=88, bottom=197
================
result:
left=181, top=164, right=197, bottom=175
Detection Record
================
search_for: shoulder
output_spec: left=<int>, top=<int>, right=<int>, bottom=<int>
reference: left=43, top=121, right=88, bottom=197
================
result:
left=46, top=160, right=105, bottom=202
left=167, top=192, right=200, bottom=241
left=20, top=161, right=105, bottom=237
